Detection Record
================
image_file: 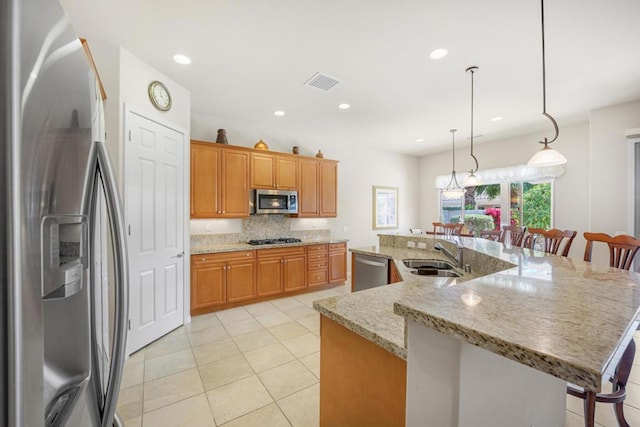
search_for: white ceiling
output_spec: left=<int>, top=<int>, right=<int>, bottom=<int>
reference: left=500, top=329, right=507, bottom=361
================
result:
left=60, top=0, right=640, bottom=156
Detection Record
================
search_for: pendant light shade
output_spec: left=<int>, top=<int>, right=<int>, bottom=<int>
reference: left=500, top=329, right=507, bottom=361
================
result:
left=463, top=172, right=482, bottom=187
left=528, top=0, right=567, bottom=168
left=442, top=129, right=464, bottom=198
left=463, top=66, right=481, bottom=187
left=527, top=144, right=567, bottom=167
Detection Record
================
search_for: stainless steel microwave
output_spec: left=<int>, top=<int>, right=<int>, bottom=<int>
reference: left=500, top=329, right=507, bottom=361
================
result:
left=251, top=189, right=299, bottom=214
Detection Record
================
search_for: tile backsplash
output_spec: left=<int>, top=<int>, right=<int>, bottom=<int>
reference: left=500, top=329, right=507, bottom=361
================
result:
left=190, top=215, right=330, bottom=245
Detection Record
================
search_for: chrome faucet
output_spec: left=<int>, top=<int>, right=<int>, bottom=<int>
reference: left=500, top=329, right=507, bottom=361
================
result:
left=434, top=242, right=463, bottom=268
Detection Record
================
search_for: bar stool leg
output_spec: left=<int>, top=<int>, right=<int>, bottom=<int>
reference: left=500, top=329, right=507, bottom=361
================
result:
left=583, top=392, right=596, bottom=427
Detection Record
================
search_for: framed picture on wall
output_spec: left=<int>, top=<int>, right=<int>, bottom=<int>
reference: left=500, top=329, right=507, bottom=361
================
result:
left=373, top=186, right=398, bottom=230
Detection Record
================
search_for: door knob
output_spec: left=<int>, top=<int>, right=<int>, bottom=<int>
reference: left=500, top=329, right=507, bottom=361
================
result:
left=175, top=251, right=185, bottom=258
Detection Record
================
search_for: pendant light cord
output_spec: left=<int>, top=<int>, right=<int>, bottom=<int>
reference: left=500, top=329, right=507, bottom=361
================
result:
left=540, top=0, right=559, bottom=146
left=447, top=129, right=461, bottom=189
left=466, top=66, right=479, bottom=174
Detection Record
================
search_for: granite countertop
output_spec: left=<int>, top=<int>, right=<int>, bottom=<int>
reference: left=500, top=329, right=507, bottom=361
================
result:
left=313, top=235, right=640, bottom=392
left=191, top=238, right=349, bottom=255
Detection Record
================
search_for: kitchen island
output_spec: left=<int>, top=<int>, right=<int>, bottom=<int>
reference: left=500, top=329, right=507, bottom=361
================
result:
left=313, top=233, right=640, bottom=426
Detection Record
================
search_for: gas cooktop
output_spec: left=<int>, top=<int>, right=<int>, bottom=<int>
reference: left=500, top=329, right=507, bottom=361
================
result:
left=247, top=238, right=302, bottom=246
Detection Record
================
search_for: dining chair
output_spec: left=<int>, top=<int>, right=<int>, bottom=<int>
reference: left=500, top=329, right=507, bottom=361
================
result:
left=502, top=225, right=526, bottom=246
left=479, top=229, right=503, bottom=241
left=409, top=228, right=422, bottom=234
left=523, top=228, right=577, bottom=257
left=583, top=232, right=640, bottom=270
left=567, top=339, right=635, bottom=427
left=443, top=223, right=463, bottom=237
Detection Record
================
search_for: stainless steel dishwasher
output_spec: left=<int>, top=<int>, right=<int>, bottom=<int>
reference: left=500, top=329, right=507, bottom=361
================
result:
left=353, top=253, right=389, bottom=292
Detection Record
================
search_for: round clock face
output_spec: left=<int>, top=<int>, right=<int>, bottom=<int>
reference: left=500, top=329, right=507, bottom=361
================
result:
left=148, top=80, right=172, bottom=111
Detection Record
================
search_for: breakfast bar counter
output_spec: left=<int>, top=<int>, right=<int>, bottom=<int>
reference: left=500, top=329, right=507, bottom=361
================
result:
left=313, top=233, right=640, bottom=426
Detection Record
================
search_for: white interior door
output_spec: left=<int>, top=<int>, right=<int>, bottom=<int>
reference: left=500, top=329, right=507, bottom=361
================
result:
left=125, top=109, right=185, bottom=353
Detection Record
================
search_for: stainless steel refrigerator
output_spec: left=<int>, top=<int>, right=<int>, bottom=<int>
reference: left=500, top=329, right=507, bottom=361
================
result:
left=1, top=0, right=129, bottom=425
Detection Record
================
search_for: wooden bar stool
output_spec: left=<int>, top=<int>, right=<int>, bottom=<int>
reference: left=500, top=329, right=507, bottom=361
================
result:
left=432, top=222, right=445, bottom=235
left=443, top=223, right=463, bottom=237
left=583, top=232, right=640, bottom=270
left=501, top=225, right=526, bottom=246
left=523, top=228, right=576, bottom=256
left=479, top=229, right=502, bottom=241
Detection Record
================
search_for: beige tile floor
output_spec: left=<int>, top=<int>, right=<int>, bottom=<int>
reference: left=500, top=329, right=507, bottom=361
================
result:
left=116, top=281, right=640, bottom=426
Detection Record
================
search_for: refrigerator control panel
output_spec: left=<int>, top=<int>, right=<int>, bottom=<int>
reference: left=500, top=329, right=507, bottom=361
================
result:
left=41, top=215, right=88, bottom=299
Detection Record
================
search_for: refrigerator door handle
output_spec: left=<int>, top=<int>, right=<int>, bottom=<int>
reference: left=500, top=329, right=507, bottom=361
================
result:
left=94, top=141, right=129, bottom=427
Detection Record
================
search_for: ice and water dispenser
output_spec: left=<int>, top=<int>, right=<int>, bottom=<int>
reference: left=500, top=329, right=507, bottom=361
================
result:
left=41, top=215, right=88, bottom=299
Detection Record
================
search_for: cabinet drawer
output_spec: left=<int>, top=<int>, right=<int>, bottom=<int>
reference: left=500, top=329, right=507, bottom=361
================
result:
left=192, top=250, right=255, bottom=265
left=307, top=252, right=328, bottom=261
left=257, top=246, right=306, bottom=258
left=307, top=244, right=328, bottom=253
left=329, top=242, right=346, bottom=251
left=308, top=260, right=328, bottom=270
left=308, top=269, right=328, bottom=286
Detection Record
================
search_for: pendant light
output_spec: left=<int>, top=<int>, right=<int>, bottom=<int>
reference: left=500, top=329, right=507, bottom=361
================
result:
left=442, top=129, right=465, bottom=198
left=527, top=0, right=567, bottom=167
left=463, top=66, right=481, bottom=186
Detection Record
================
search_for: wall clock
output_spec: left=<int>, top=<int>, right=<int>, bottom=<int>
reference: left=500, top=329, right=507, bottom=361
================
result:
left=148, top=80, right=172, bottom=111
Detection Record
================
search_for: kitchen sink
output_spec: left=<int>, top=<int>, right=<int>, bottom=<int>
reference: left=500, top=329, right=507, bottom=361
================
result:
left=410, top=269, right=461, bottom=278
left=402, top=259, right=455, bottom=270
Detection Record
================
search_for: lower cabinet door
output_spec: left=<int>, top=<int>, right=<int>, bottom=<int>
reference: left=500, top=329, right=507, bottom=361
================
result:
left=284, top=255, right=307, bottom=292
left=257, top=257, right=283, bottom=296
left=329, top=249, right=347, bottom=283
left=191, top=262, right=226, bottom=310
left=227, top=260, right=256, bottom=303
left=308, top=269, right=328, bottom=287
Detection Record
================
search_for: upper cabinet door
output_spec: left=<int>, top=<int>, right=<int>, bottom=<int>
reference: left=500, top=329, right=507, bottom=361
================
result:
left=221, top=150, right=250, bottom=217
left=275, top=156, right=298, bottom=190
left=319, top=160, right=337, bottom=217
left=191, top=142, right=220, bottom=217
left=250, top=152, right=275, bottom=189
left=298, top=158, right=320, bottom=217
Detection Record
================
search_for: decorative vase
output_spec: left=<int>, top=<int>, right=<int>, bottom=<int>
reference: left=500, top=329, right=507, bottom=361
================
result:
left=292, top=146, right=300, bottom=155
left=216, top=129, right=228, bottom=144
left=315, top=150, right=324, bottom=158
left=254, top=139, right=269, bottom=150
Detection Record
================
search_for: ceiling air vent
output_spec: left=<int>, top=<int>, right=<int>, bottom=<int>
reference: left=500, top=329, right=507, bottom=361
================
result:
left=304, top=72, right=341, bottom=91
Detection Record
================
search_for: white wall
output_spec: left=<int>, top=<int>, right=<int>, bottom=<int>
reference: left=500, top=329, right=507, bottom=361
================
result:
left=418, top=122, right=590, bottom=259
left=590, top=100, right=640, bottom=235
left=190, top=112, right=420, bottom=251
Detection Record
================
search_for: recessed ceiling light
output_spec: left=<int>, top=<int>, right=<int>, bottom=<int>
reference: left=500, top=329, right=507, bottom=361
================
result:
left=274, top=110, right=286, bottom=116
left=416, top=138, right=424, bottom=143
left=173, top=54, right=191, bottom=65
left=491, top=116, right=503, bottom=122
left=338, top=103, right=350, bottom=110
left=429, top=48, right=448, bottom=60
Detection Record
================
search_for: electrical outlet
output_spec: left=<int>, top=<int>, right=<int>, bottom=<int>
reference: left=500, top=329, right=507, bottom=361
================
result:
left=407, top=241, right=416, bottom=248
left=417, top=242, right=427, bottom=249
left=205, top=222, right=213, bottom=232
left=343, top=226, right=349, bottom=232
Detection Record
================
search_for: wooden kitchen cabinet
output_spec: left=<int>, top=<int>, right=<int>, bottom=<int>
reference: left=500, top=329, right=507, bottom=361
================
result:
left=298, top=158, right=338, bottom=217
left=257, top=247, right=307, bottom=296
left=190, top=141, right=250, bottom=218
left=190, top=251, right=256, bottom=314
left=307, top=244, right=329, bottom=287
left=250, top=152, right=298, bottom=190
left=328, top=242, right=347, bottom=283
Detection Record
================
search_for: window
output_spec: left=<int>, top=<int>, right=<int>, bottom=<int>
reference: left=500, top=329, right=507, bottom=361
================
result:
left=435, top=164, right=561, bottom=235
left=439, top=180, right=553, bottom=234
